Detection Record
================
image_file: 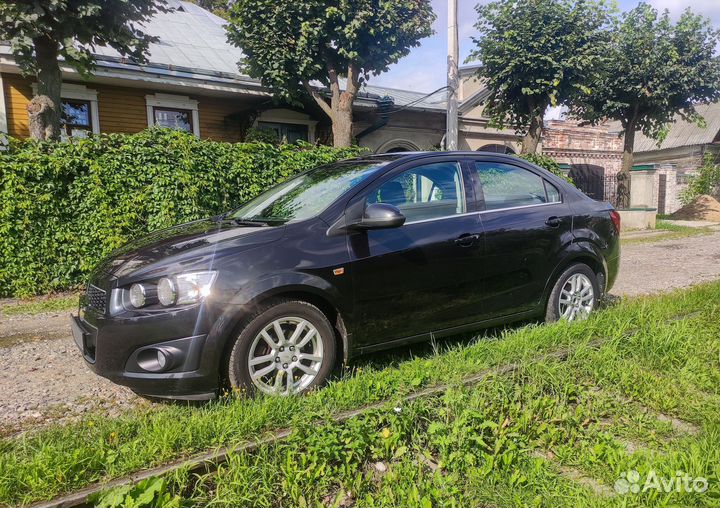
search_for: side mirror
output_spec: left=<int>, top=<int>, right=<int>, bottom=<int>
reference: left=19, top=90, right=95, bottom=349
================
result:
left=352, top=202, right=406, bottom=230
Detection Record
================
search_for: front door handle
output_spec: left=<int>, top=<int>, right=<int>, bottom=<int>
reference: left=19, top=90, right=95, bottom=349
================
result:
left=545, top=216, right=561, bottom=228
left=454, top=233, right=480, bottom=247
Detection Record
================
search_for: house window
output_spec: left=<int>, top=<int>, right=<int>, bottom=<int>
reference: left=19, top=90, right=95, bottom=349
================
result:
left=153, top=107, right=193, bottom=133
left=61, top=99, right=92, bottom=138
left=31, top=83, right=100, bottom=138
left=145, top=94, right=200, bottom=136
left=257, top=121, right=308, bottom=144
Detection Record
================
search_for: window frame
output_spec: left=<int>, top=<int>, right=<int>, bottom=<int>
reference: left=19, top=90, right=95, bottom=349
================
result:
left=60, top=98, right=93, bottom=137
left=152, top=106, right=194, bottom=134
left=353, top=158, right=474, bottom=226
left=470, top=158, right=564, bottom=213
left=31, top=83, right=100, bottom=136
left=145, top=94, right=200, bottom=136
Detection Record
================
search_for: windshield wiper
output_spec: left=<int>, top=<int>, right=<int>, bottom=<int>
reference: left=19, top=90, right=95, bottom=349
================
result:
left=232, top=218, right=271, bottom=227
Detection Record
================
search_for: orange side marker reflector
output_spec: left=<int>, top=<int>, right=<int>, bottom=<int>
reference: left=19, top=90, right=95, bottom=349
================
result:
left=333, top=267, right=345, bottom=276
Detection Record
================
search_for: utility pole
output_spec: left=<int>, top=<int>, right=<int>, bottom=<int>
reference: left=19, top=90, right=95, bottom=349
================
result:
left=446, top=0, right=459, bottom=151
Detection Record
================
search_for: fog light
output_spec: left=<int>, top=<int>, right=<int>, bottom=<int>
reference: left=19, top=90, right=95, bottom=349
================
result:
left=136, top=346, right=179, bottom=372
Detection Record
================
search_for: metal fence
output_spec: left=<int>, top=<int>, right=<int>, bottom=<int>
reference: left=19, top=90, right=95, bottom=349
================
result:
left=571, top=171, right=620, bottom=207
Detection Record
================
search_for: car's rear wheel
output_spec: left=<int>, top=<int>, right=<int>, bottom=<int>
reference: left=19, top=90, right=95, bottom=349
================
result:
left=227, top=300, right=336, bottom=395
left=545, top=264, right=599, bottom=322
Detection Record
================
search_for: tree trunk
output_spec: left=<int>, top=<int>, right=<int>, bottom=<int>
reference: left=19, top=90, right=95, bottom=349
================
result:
left=29, top=36, right=62, bottom=141
left=332, top=93, right=354, bottom=147
left=521, top=109, right=543, bottom=154
left=617, top=122, right=636, bottom=209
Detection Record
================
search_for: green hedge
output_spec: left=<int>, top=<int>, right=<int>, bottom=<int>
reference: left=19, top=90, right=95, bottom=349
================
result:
left=0, top=128, right=365, bottom=297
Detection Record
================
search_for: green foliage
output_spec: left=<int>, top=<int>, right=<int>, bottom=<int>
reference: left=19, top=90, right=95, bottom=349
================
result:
left=570, top=3, right=720, bottom=146
left=0, top=128, right=365, bottom=297
left=4, top=281, right=720, bottom=506
left=225, top=0, right=435, bottom=104
left=186, top=0, right=231, bottom=20
left=680, top=152, right=720, bottom=204
left=518, top=153, right=574, bottom=184
left=89, top=477, right=181, bottom=508
left=467, top=0, right=614, bottom=135
left=0, top=0, right=166, bottom=77
left=244, top=127, right=281, bottom=146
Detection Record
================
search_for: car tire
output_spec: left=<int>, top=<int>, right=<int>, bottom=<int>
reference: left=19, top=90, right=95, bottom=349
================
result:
left=227, top=299, right=337, bottom=396
left=545, top=263, right=600, bottom=323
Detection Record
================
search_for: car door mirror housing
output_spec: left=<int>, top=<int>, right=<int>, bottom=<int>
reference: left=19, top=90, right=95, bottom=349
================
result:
left=352, top=203, right=406, bottom=230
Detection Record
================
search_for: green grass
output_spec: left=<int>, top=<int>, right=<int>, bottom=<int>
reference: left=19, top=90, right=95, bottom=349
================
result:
left=2, top=282, right=720, bottom=507
left=0, top=293, right=79, bottom=316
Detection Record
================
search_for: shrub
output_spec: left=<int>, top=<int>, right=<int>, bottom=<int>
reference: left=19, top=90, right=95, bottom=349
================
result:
left=517, top=153, right=574, bottom=184
left=0, top=128, right=365, bottom=297
left=680, top=152, right=720, bottom=204
left=244, top=126, right=280, bottom=145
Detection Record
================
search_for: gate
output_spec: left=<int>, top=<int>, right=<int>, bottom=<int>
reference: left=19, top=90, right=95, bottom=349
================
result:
left=568, top=164, right=620, bottom=207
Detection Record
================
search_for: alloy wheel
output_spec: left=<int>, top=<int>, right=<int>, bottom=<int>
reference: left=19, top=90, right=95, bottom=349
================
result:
left=247, top=317, right=324, bottom=395
left=558, top=273, right=595, bottom=321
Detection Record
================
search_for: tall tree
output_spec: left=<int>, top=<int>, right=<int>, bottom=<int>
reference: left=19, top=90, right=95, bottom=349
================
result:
left=467, top=0, right=614, bottom=153
left=570, top=3, right=720, bottom=208
left=226, top=0, right=435, bottom=147
left=0, top=0, right=167, bottom=140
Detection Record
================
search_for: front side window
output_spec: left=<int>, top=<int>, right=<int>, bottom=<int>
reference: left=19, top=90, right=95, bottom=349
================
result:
left=61, top=99, right=92, bottom=138
left=153, top=107, right=193, bottom=132
left=231, top=161, right=387, bottom=224
left=475, top=162, right=556, bottom=210
left=366, top=162, right=465, bottom=223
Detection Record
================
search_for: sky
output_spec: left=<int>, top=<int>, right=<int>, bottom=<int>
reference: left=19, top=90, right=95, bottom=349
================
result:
left=367, top=0, right=720, bottom=97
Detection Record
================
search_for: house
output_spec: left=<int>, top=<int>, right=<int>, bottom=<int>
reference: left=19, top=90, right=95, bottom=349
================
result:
left=541, top=107, right=720, bottom=214
left=0, top=0, right=517, bottom=153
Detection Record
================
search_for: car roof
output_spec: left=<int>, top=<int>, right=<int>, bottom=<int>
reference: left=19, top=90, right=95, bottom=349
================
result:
left=362, top=151, right=524, bottom=164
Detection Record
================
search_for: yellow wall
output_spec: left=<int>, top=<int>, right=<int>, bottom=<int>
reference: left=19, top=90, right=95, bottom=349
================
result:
left=4, top=73, right=32, bottom=138
left=2, top=72, right=255, bottom=142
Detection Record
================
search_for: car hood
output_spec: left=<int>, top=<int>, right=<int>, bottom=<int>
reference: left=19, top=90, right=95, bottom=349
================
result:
left=94, top=218, right=285, bottom=280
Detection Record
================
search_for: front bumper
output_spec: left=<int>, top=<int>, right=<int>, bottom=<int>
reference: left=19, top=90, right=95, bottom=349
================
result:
left=71, top=303, right=224, bottom=400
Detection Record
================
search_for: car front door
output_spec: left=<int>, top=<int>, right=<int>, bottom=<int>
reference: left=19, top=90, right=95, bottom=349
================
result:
left=347, top=158, right=485, bottom=349
left=472, top=159, right=574, bottom=319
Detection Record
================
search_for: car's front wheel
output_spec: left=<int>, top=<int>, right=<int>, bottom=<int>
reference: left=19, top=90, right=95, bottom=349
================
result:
left=227, top=299, right=336, bottom=396
left=545, top=263, right=599, bottom=322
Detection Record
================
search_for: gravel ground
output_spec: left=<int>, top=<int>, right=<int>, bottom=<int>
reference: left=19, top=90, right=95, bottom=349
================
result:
left=2, top=230, right=720, bottom=435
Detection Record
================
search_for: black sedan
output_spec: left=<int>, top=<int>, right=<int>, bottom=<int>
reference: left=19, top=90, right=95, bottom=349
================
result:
left=71, top=152, right=620, bottom=399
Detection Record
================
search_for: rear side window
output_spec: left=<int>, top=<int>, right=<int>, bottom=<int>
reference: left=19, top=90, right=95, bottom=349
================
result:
left=474, top=162, right=558, bottom=210
left=366, top=162, right=465, bottom=223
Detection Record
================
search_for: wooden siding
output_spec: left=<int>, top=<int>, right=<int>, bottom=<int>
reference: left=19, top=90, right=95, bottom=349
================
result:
left=1, top=73, right=255, bottom=142
left=4, top=73, right=33, bottom=138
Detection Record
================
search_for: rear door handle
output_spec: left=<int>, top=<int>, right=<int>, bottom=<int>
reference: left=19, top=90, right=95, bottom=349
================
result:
left=454, top=233, right=480, bottom=247
left=545, top=216, right=561, bottom=228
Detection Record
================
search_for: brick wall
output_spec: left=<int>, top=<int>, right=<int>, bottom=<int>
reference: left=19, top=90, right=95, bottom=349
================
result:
left=541, top=119, right=623, bottom=176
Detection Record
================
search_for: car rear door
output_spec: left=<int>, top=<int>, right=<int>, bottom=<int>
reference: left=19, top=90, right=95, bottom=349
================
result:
left=346, top=157, right=485, bottom=349
left=471, top=158, right=574, bottom=319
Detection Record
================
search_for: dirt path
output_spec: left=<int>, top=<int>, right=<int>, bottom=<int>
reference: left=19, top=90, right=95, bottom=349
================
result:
left=611, top=230, right=720, bottom=297
left=2, top=230, right=720, bottom=435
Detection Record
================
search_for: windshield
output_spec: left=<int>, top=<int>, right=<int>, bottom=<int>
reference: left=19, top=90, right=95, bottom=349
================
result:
left=230, top=160, right=387, bottom=224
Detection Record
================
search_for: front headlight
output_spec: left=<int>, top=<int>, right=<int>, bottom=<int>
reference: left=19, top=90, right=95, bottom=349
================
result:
left=158, top=271, right=218, bottom=307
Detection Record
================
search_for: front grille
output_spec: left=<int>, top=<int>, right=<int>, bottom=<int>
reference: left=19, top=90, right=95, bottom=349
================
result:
left=86, top=284, right=107, bottom=313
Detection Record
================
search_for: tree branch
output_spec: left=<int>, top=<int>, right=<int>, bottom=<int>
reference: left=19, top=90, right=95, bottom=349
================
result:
left=302, top=79, right=333, bottom=119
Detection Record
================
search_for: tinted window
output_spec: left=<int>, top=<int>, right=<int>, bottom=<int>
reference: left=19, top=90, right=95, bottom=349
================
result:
left=231, top=161, right=386, bottom=224
left=475, top=162, right=549, bottom=210
left=366, top=162, right=465, bottom=222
